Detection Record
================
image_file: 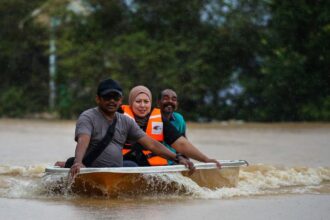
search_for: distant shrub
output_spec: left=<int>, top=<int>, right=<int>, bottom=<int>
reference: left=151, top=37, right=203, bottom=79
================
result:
left=0, top=87, right=28, bottom=117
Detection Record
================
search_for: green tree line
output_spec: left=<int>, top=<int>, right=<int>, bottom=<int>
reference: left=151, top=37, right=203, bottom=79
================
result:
left=1, top=0, right=329, bottom=121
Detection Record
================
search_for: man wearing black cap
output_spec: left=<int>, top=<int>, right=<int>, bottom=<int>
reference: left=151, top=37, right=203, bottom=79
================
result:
left=69, top=79, right=194, bottom=177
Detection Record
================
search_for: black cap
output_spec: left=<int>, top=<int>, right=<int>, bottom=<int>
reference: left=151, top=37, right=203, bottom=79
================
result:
left=97, top=79, right=123, bottom=96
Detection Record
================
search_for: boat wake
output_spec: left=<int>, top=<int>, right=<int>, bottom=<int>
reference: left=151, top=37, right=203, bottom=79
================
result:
left=0, top=164, right=329, bottom=200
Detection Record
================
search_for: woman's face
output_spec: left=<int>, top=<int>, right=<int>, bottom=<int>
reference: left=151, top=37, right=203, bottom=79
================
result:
left=132, top=93, right=151, bottom=118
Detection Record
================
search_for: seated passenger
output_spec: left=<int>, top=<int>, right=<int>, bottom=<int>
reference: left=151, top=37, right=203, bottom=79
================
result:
left=157, top=89, right=186, bottom=164
left=121, top=85, right=221, bottom=168
left=54, top=79, right=194, bottom=176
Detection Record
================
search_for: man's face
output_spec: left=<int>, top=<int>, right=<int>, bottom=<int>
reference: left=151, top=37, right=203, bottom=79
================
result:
left=97, top=92, right=122, bottom=115
left=159, top=90, right=178, bottom=115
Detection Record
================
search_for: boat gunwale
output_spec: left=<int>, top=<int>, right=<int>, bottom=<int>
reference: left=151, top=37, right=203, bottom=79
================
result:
left=45, top=160, right=248, bottom=174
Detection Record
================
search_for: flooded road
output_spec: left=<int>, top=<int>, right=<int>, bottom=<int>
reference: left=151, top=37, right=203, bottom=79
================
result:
left=0, top=119, right=329, bottom=219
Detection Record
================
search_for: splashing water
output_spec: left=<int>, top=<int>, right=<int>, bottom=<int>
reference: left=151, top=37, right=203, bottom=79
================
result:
left=0, top=164, right=329, bottom=200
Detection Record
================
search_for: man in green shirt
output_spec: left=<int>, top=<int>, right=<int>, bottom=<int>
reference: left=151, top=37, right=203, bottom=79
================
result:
left=158, top=89, right=186, bottom=135
left=158, top=90, right=222, bottom=168
left=158, top=89, right=187, bottom=164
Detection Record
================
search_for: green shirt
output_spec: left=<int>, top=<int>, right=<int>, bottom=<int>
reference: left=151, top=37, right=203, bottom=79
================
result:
left=164, top=112, right=186, bottom=164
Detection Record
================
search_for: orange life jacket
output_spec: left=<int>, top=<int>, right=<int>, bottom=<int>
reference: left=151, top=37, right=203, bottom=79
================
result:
left=121, top=105, right=168, bottom=166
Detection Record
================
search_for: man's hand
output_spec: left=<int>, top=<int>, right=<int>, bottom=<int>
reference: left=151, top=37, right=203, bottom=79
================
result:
left=177, top=155, right=195, bottom=174
left=205, top=158, right=221, bottom=169
left=70, top=162, right=85, bottom=177
left=54, top=161, right=65, bottom=168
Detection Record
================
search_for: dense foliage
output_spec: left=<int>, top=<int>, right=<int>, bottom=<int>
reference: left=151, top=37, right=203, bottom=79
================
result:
left=1, top=0, right=329, bottom=121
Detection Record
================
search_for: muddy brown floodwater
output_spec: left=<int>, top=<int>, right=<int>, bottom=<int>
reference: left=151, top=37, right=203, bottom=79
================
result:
left=0, top=119, right=329, bottom=220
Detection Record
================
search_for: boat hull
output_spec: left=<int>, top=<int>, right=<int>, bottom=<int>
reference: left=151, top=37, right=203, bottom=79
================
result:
left=45, top=160, right=248, bottom=196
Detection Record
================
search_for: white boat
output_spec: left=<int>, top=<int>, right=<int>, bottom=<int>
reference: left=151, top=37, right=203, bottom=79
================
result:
left=45, top=160, right=248, bottom=196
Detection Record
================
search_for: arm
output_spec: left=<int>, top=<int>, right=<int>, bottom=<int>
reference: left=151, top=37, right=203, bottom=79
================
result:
left=137, top=135, right=195, bottom=170
left=162, top=120, right=221, bottom=168
left=171, top=136, right=221, bottom=168
left=70, top=134, right=90, bottom=177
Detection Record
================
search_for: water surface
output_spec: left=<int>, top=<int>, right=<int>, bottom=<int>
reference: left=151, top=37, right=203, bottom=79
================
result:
left=1, top=119, right=329, bottom=219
